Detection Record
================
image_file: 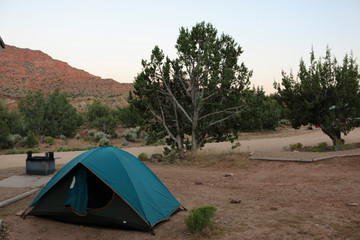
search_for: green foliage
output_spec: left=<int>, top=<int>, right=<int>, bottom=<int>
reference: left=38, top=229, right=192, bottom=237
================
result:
left=238, top=88, right=282, bottom=131
left=184, top=206, right=217, bottom=234
left=98, top=137, right=111, bottom=147
left=231, top=142, right=241, bottom=149
left=88, top=130, right=96, bottom=136
left=115, top=104, right=142, bottom=127
left=75, top=134, right=81, bottom=140
left=275, top=48, right=360, bottom=146
left=0, top=100, right=12, bottom=148
left=312, top=142, right=329, bottom=152
left=59, top=134, right=68, bottom=144
left=164, top=147, right=178, bottom=163
left=83, top=135, right=93, bottom=142
left=122, top=139, right=128, bottom=146
left=111, top=132, right=121, bottom=139
left=131, top=22, right=252, bottom=155
left=289, top=143, right=303, bottom=151
left=94, top=131, right=106, bottom=141
left=122, top=127, right=141, bottom=142
left=138, top=152, right=149, bottom=161
left=18, top=88, right=81, bottom=138
left=6, top=134, right=22, bottom=148
left=144, top=131, right=165, bottom=145
left=43, top=136, right=54, bottom=145
left=57, top=146, right=70, bottom=152
left=25, top=131, right=39, bottom=148
left=86, top=101, right=118, bottom=134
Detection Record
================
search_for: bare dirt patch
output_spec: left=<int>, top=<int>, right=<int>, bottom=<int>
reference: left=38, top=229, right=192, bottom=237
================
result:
left=1, top=154, right=360, bottom=240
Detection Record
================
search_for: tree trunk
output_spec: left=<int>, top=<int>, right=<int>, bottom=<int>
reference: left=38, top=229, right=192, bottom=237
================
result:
left=320, top=124, right=344, bottom=146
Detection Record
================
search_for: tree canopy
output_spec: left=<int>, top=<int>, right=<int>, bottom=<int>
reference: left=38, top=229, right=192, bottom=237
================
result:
left=131, top=22, right=252, bottom=155
left=85, top=100, right=118, bottom=134
left=275, top=48, right=360, bottom=145
left=18, top=88, right=82, bottom=137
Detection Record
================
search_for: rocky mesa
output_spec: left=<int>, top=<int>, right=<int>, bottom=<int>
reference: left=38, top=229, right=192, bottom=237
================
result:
left=0, top=45, right=133, bottom=107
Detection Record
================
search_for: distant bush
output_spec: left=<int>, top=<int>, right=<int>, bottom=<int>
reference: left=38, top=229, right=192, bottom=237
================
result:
left=122, top=139, right=128, bottom=146
left=5, top=148, right=18, bottom=155
left=59, top=135, right=68, bottom=144
left=164, top=147, right=178, bottom=163
left=7, top=134, right=22, bottom=148
left=83, top=135, right=93, bottom=142
left=25, top=131, right=39, bottom=148
left=145, top=131, right=165, bottom=145
left=185, top=206, right=217, bottom=234
left=57, top=147, right=70, bottom=152
left=138, top=152, right=149, bottom=161
left=99, top=137, right=111, bottom=147
left=75, top=134, right=81, bottom=140
left=122, top=127, right=141, bottom=142
left=43, top=136, right=54, bottom=145
left=312, top=142, right=329, bottom=152
left=88, top=130, right=96, bottom=136
left=289, top=143, right=303, bottom=151
left=94, top=131, right=106, bottom=141
left=111, top=132, right=121, bottom=139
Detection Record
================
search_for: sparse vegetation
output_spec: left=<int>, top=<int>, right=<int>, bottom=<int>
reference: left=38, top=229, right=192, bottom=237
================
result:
left=43, top=136, right=54, bottom=146
left=138, top=152, right=149, bottom=161
left=185, top=206, right=217, bottom=234
left=289, top=142, right=303, bottom=151
left=98, top=137, right=111, bottom=147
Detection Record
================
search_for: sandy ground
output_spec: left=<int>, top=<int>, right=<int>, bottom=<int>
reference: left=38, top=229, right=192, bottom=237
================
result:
left=0, top=128, right=360, bottom=239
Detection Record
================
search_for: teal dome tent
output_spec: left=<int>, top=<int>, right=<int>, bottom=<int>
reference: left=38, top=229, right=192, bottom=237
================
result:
left=27, top=147, right=183, bottom=232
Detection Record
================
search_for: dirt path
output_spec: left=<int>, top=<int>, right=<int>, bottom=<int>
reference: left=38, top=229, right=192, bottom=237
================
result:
left=1, top=127, right=359, bottom=170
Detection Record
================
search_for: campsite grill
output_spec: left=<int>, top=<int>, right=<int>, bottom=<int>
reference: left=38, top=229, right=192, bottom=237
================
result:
left=26, top=151, right=55, bottom=175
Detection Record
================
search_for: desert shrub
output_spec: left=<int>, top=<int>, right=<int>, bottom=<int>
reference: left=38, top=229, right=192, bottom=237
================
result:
left=138, top=152, right=149, bottom=161
left=333, top=143, right=346, bottom=151
left=43, top=136, right=54, bottom=145
left=94, top=131, right=106, bottom=141
left=122, top=139, right=128, bottom=146
left=6, top=134, right=22, bottom=148
left=164, top=147, right=178, bottom=163
left=25, top=131, right=39, bottom=148
left=144, top=131, right=165, bottom=145
left=289, top=143, right=303, bottom=151
left=111, top=132, right=121, bottom=139
left=312, top=142, right=329, bottom=152
left=98, top=137, right=111, bottom=147
left=25, top=148, right=39, bottom=153
left=83, top=135, right=93, bottom=142
left=75, top=133, right=81, bottom=140
left=122, top=126, right=141, bottom=142
left=57, top=146, right=70, bottom=152
left=185, top=206, right=217, bottom=234
left=88, top=130, right=96, bottom=136
left=5, top=148, right=17, bottom=154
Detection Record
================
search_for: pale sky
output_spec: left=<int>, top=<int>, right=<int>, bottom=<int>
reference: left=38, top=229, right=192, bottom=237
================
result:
left=1, top=0, right=359, bottom=94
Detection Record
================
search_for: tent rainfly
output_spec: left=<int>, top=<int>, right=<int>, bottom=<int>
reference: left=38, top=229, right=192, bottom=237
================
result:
left=27, top=147, right=183, bottom=232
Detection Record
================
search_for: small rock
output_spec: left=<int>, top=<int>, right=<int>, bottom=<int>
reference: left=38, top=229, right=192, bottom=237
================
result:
left=195, top=180, right=204, bottom=185
left=270, top=206, right=278, bottom=210
left=224, top=173, right=234, bottom=177
left=229, top=198, right=241, bottom=204
left=346, top=202, right=359, bottom=206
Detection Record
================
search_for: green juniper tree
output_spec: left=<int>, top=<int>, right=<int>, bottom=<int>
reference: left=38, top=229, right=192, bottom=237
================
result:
left=275, top=48, right=360, bottom=146
left=131, top=22, right=252, bottom=155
